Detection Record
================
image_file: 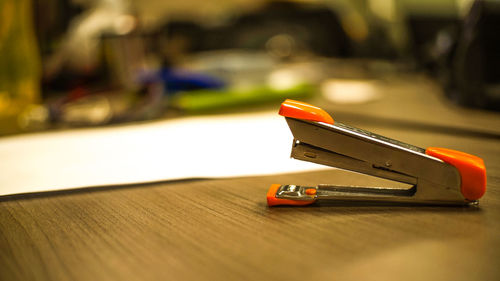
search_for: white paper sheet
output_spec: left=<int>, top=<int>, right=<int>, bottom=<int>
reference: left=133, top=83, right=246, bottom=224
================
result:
left=0, top=111, right=324, bottom=196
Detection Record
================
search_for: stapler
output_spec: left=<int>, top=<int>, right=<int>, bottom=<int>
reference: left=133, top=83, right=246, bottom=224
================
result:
left=267, top=99, right=487, bottom=206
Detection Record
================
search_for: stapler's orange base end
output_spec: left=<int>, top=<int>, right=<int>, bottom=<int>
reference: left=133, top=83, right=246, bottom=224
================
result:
left=426, top=147, right=486, bottom=200
left=267, top=184, right=316, bottom=207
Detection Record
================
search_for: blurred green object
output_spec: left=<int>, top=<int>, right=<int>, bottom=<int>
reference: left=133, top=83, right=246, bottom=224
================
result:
left=173, top=83, right=314, bottom=113
left=0, top=0, right=41, bottom=134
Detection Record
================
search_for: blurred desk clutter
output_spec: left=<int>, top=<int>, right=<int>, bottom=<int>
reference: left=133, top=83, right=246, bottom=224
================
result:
left=2, top=0, right=500, bottom=136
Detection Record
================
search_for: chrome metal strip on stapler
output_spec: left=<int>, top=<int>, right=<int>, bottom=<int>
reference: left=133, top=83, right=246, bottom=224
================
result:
left=267, top=99, right=487, bottom=206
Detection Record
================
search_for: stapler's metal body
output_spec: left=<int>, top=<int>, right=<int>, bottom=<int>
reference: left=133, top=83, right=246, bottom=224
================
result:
left=267, top=100, right=487, bottom=206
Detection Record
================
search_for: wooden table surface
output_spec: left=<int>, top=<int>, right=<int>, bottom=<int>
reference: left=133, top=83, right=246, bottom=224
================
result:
left=1, top=76, right=500, bottom=281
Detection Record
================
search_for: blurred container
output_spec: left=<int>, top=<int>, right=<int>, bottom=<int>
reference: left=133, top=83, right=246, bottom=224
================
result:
left=0, top=0, right=42, bottom=134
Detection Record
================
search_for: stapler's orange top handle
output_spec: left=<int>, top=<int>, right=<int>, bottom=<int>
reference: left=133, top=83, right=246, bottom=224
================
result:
left=426, top=147, right=486, bottom=200
left=279, top=99, right=334, bottom=124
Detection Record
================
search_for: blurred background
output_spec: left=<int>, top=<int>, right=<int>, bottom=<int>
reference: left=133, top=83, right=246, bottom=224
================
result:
left=1, top=0, right=499, bottom=136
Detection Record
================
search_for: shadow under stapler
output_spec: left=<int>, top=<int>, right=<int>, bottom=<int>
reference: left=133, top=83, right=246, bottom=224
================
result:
left=265, top=200, right=483, bottom=214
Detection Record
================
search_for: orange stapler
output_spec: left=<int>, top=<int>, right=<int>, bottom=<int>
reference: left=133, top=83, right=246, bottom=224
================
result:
left=267, top=99, right=487, bottom=206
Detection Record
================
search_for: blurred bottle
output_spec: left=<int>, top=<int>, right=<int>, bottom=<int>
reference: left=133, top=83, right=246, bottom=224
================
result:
left=0, top=0, right=43, bottom=135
